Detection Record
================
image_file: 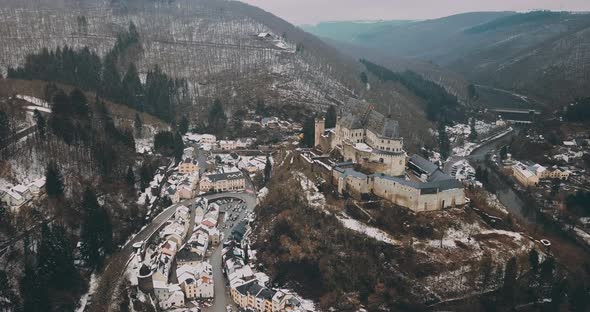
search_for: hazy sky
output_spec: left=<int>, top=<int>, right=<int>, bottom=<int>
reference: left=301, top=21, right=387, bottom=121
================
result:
left=240, top=0, right=590, bottom=25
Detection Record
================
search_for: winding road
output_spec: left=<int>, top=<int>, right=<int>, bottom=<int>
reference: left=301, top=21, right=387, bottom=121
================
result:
left=86, top=192, right=256, bottom=312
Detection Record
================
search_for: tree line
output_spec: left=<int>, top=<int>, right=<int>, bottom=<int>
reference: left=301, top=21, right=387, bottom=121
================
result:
left=563, top=97, right=590, bottom=122
left=7, top=22, right=187, bottom=123
left=360, top=59, right=460, bottom=124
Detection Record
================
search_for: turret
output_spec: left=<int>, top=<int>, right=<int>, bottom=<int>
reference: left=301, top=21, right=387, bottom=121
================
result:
left=314, top=117, right=325, bottom=148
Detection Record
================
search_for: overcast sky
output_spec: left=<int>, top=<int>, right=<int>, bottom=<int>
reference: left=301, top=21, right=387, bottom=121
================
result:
left=240, top=0, right=590, bottom=25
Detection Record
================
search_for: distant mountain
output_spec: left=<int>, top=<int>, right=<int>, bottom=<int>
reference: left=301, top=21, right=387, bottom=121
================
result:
left=310, top=11, right=590, bottom=108
left=301, top=20, right=414, bottom=43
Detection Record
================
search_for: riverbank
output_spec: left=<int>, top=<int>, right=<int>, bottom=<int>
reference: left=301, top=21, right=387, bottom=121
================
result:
left=468, top=130, right=590, bottom=273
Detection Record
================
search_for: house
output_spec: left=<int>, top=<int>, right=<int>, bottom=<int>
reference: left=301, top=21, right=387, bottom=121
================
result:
left=188, top=229, right=210, bottom=256
left=12, top=184, right=32, bottom=202
left=219, top=140, right=237, bottom=151
left=27, top=178, right=46, bottom=197
left=176, top=180, right=195, bottom=201
left=1, top=189, right=25, bottom=208
left=177, top=262, right=214, bottom=299
left=160, top=240, right=178, bottom=257
left=261, top=117, right=279, bottom=128
left=512, top=161, right=568, bottom=187
left=168, top=186, right=180, bottom=203
left=153, top=280, right=170, bottom=303
left=160, top=222, right=187, bottom=246
left=174, top=205, right=190, bottom=221
left=152, top=253, right=174, bottom=283
left=236, top=138, right=255, bottom=149
left=159, top=284, right=185, bottom=310
left=207, top=227, right=221, bottom=246
left=231, top=279, right=275, bottom=312
left=179, top=158, right=199, bottom=175
left=272, top=291, right=307, bottom=312
left=176, top=247, right=201, bottom=267
left=257, top=32, right=272, bottom=39
left=199, top=170, right=246, bottom=193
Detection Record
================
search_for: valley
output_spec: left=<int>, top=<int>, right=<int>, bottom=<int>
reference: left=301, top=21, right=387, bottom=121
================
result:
left=1, top=1, right=590, bottom=312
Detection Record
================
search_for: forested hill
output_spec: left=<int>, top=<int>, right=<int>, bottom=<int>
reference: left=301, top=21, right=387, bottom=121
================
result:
left=0, top=0, right=438, bottom=147
left=0, top=0, right=364, bottom=116
left=307, top=11, right=590, bottom=108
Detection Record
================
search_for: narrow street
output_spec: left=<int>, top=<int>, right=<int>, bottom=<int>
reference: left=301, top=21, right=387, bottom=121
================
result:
left=202, top=193, right=257, bottom=312
left=88, top=197, right=210, bottom=312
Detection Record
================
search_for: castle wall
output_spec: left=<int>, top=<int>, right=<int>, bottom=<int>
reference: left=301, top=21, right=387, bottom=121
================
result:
left=416, top=188, right=466, bottom=212
left=371, top=176, right=465, bottom=212
left=372, top=177, right=420, bottom=210
left=368, top=152, right=406, bottom=176
left=365, top=130, right=403, bottom=152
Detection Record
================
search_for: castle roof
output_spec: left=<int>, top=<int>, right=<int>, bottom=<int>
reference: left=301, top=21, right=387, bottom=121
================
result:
left=339, top=112, right=400, bottom=139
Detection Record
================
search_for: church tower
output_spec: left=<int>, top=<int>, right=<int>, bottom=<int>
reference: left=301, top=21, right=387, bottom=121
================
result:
left=314, top=117, right=325, bottom=148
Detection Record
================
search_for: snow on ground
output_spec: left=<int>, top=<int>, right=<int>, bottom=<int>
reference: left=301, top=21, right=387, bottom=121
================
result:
left=17, top=94, right=49, bottom=107
left=450, top=159, right=475, bottom=181
left=425, top=223, right=483, bottom=249
left=25, top=105, right=51, bottom=113
left=486, top=193, right=509, bottom=215
left=295, top=172, right=326, bottom=210
left=76, top=273, right=99, bottom=312
left=574, top=227, right=590, bottom=246
left=337, top=213, right=400, bottom=246
left=295, top=172, right=399, bottom=246
left=452, top=142, right=477, bottom=157
left=136, top=137, right=153, bottom=154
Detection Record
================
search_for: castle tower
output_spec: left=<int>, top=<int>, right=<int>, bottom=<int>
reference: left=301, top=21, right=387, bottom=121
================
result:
left=314, top=117, right=325, bottom=148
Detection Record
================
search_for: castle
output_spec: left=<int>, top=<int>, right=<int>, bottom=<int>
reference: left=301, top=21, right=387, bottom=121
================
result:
left=315, top=113, right=406, bottom=176
left=310, top=111, right=465, bottom=212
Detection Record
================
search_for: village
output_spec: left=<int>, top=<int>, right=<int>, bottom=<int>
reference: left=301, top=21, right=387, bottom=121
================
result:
left=120, top=124, right=315, bottom=312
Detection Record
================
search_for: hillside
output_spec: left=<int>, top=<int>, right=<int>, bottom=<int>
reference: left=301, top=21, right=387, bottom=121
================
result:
left=0, top=0, right=441, bottom=146
left=300, top=20, right=414, bottom=43
left=322, top=38, right=472, bottom=105
left=310, top=11, right=590, bottom=107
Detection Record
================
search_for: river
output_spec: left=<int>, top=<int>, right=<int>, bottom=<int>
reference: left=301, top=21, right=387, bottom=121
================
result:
left=468, top=128, right=541, bottom=224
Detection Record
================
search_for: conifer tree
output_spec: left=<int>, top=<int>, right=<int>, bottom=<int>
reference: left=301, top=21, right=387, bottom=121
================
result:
left=179, top=116, right=189, bottom=134
left=0, top=110, right=10, bottom=144
left=45, top=161, right=64, bottom=198
left=325, top=106, right=337, bottom=129
left=33, top=110, right=46, bottom=139
left=0, top=270, right=16, bottom=309
left=438, top=123, right=450, bottom=160
left=101, top=53, right=122, bottom=102
left=126, top=166, right=135, bottom=189
left=122, top=63, right=143, bottom=110
left=37, top=224, right=77, bottom=290
left=208, top=99, right=227, bottom=134
left=502, top=257, right=518, bottom=304
left=264, top=155, right=272, bottom=184
left=69, top=88, right=90, bottom=117
left=80, top=187, right=112, bottom=269
left=174, top=132, right=185, bottom=163
left=134, top=113, right=143, bottom=137
left=140, top=162, right=152, bottom=191
left=529, top=249, right=539, bottom=273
